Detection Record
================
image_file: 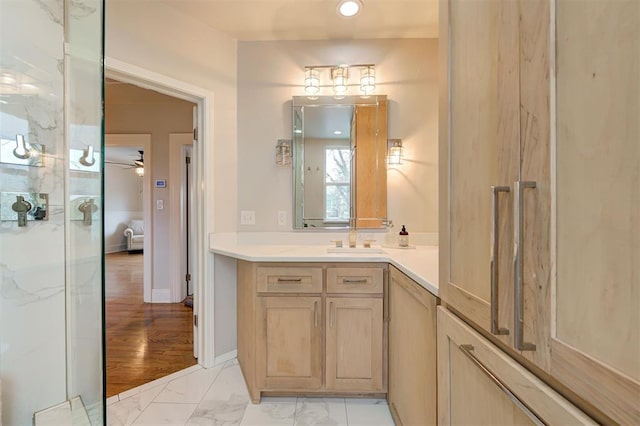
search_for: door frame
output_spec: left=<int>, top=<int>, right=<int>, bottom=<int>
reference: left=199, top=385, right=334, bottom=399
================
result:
left=105, top=57, right=216, bottom=367
left=104, top=134, right=153, bottom=302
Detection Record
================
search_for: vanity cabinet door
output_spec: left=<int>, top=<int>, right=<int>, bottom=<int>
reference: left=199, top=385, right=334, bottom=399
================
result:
left=325, top=297, right=384, bottom=392
left=388, top=266, right=437, bottom=426
left=438, top=307, right=595, bottom=426
left=256, top=296, right=323, bottom=390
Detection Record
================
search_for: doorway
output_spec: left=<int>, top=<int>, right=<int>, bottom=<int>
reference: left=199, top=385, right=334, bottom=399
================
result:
left=103, top=78, right=198, bottom=397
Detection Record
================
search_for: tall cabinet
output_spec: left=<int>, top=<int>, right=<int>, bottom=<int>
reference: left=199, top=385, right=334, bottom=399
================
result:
left=439, top=0, right=639, bottom=423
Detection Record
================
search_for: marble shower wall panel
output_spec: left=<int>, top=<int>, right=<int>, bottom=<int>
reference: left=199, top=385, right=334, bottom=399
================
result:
left=0, top=0, right=67, bottom=424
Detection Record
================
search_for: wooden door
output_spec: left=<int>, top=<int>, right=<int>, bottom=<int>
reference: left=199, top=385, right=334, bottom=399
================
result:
left=388, top=267, right=437, bottom=426
left=547, top=1, right=640, bottom=423
left=256, top=296, right=323, bottom=390
left=440, top=0, right=519, bottom=346
left=325, top=297, right=383, bottom=391
left=438, top=307, right=595, bottom=426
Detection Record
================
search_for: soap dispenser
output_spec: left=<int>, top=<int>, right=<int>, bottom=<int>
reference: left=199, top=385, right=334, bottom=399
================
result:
left=399, top=225, right=409, bottom=247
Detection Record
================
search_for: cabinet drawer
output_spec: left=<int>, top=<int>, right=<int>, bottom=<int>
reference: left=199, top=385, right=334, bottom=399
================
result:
left=327, top=267, right=384, bottom=294
left=257, top=266, right=322, bottom=293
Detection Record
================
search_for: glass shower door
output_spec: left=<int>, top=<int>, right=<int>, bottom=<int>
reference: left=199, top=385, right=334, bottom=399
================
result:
left=0, top=0, right=104, bottom=424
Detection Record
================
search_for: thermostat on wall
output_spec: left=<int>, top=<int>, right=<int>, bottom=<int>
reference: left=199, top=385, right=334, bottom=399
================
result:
left=155, top=179, right=166, bottom=188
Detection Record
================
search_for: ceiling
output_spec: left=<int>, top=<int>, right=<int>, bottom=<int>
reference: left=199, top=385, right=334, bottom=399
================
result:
left=157, top=0, right=438, bottom=41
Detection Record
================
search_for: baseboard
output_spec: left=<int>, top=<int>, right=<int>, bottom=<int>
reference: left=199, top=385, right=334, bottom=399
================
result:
left=151, top=288, right=171, bottom=303
left=106, top=244, right=127, bottom=254
left=214, top=350, right=237, bottom=366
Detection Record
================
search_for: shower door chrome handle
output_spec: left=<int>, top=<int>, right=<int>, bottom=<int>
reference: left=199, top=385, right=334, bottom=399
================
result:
left=490, top=186, right=510, bottom=335
left=514, top=181, right=537, bottom=351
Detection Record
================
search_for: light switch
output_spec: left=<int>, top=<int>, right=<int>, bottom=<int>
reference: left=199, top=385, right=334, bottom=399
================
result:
left=157, top=199, right=164, bottom=210
left=277, top=210, right=287, bottom=226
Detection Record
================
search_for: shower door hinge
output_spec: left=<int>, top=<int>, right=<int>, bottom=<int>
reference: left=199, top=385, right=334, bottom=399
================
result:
left=186, top=273, right=191, bottom=282
left=185, top=156, right=191, bottom=165
left=194, top=314, right=198, bottom=327
left=193, top=128, right=198, bottom=141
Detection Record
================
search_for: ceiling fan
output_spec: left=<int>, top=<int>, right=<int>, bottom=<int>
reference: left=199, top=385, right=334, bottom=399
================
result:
left=105, top=150, right=145, bottom=176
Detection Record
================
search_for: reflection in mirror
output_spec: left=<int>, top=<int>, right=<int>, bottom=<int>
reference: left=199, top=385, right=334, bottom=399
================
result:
left=292, top=95, right=387, bottom=229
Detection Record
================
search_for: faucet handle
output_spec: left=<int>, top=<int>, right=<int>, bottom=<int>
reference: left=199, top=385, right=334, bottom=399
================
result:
left=12, top=195, right=32, bottom=227
left=78, top=199, right=98, bottom=225
left=330, top=240, right=343, bottom=248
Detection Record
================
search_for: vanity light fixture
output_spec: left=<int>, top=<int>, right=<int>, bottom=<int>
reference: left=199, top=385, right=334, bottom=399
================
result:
left=331, top=66, right=349, bottom=95
left=360, top=66, right=376, bottom=95
left=276, top=139, right=292, bottom=166
left=337, top=0, right=363, bottom=17
left=387, top=139, right=404, bottom=165
left=304, top=68, right=320, bottom=96
left=303, top=64, right=375, bottom=96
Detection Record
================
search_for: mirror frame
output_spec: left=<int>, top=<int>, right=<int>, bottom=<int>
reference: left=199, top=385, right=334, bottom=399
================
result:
left=292, top=95, right=388, bottom=230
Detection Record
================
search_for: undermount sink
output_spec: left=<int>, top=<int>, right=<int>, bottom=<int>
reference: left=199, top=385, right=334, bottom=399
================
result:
left=327, top=247, right=384, bottom=254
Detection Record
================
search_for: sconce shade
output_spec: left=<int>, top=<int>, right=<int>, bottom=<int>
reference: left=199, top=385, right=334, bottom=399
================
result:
left=276, top=139, right=292, bottom=166
left=305, top=68, right=320, bottom=95
left=388, top=139, right=403, bottom=165
left=332, top=66, right=349, bottom=95
left=360, top=66, right=375, bottom=95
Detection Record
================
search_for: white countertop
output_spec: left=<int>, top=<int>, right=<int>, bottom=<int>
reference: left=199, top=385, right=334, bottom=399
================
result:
left=209, top=232, right=439, bottom=297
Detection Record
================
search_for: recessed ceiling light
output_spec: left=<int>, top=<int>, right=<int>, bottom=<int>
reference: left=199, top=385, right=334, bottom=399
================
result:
left=337, top=0, right=362, bottom=18
left=333, top=130, right=343, bottom=135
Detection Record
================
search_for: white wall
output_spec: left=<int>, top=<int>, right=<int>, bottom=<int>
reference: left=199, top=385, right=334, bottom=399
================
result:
left=104, top=162, right=143, bottom=253
left=237, top=39, right=439, bottom=232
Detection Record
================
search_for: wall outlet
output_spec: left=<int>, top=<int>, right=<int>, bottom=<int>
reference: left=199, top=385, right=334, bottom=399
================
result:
left=277, top=210, right=287, bottom=226
left=240, top=210, right=255, bottom=225
left=156, top=199, right=164, bottom=210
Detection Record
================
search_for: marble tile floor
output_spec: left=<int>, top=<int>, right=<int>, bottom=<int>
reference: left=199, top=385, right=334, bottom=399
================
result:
left=107, top=359, right=395, bottom=426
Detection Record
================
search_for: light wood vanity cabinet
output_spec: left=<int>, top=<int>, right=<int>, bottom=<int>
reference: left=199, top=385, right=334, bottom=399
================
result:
left=438, top=307, right=595, bottom=426
left=440, top=0, right=639, bottom=422
left=238, top=261, right=386, bottom=403
left=388, top=266, right=437, bottom=426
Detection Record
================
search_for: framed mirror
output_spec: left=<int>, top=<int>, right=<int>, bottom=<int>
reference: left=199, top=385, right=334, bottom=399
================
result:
left=292, top=95, right=387, bottom=229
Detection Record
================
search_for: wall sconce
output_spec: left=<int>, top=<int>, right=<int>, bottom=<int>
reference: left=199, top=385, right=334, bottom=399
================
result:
left=135, top=166, right=144, bottom=177
left=387, top=139, right=404, bottom=165
left=303, top=64, right=375, bottom=96
left=276, top=139, right=292, bottom=166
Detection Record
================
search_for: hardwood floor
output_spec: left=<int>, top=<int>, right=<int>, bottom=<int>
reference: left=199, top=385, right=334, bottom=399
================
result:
left=105, top=251, right=196, bottom=397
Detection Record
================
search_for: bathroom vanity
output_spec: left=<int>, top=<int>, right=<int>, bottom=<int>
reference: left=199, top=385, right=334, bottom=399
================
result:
left=210, top=233, right=439, bottom=425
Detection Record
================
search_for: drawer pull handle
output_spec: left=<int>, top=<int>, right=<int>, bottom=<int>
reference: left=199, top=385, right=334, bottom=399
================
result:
left=514, top=180, right=537, bottom=351
left=490, top=185, right=510, bottom=336
left=276, top=277, right=303, bottom=283
left=459, top=344, right=546, bottom=426
left=342, top=278, right=368, bottom=284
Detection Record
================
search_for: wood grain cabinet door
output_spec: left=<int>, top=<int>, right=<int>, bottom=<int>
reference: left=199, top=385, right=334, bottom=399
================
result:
left=547, top=1, right=640, bottom=423
left=256, top=296, right=323, bottom=390
left=325, top=297, right=384, bottom=391
left=440, top=0, right=519, bottom=348
left=438, top=307, right=595, bottom=426
left=388, top=267, right=437, bottom=426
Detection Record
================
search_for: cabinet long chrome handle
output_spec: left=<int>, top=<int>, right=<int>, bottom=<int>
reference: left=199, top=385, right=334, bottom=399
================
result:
left=514, top=181, right=537, bottom=351
left=329, top=301, right=334, bottom=328
left=459, top=344, right=546, bottom=426
left=314, top=301, right=318, bottom=328
left=491, top=185, right=510, bottom=335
